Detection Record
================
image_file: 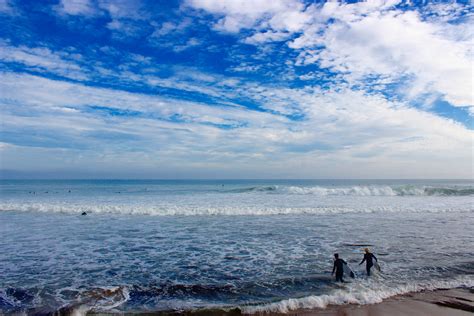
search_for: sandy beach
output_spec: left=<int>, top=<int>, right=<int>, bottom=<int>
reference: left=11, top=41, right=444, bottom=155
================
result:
left=263, top=288, right=474, bottom=316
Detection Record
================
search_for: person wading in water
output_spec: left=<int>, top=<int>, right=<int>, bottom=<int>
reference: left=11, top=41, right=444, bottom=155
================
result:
left=359, top=248, right=378, bottom=276
left=332, top=253, right=347, bottom=282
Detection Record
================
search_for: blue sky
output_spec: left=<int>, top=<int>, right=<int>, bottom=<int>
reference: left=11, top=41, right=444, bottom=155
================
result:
left=0, top=0, right=472, bottom=179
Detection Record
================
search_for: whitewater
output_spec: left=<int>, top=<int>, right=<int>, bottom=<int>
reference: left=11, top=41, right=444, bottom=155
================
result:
left=0, top=179, right=473, bottom=314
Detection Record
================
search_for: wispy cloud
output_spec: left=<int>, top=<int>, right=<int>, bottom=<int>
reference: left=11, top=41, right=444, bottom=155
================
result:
left=0, top=0, right=15, bottom=14
left=1, top=70, right=471, bottom=178
left=185, top=0, right=310, bottom=33
left=186, top=0, right=472, bottom=109
left=0, top=41, right=88, bottom=80
left=55, top=0, right=98, bottom=16
left=290, top=3, right=472, bottom=107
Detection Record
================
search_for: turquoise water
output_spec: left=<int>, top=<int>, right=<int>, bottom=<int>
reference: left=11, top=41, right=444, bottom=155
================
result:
left=0, top=180, right=473, bottom=314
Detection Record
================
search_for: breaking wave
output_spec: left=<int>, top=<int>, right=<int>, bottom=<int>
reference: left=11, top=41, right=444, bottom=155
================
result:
left=226, top=185, right=279, bottom=193
left=230, top=185, right=474, bottom=196
left=241, top=276, right=474, bottom=314
left=3, top=277, right=472, bottom=315
left=0, top=202, right=472, bottom=216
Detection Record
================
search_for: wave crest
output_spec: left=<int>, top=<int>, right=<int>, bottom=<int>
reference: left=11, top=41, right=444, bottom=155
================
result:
left=241, top=276, right=474, bottom=314
left=0, top=202, right=472, bottom=216
left=233, top=185, right=474, bottom=196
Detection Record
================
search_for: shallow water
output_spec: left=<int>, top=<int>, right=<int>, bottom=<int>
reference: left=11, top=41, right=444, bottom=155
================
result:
left=0, top=180, right=473, bottom=314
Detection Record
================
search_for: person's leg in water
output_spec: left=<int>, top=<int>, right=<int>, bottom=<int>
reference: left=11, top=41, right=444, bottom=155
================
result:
left=366, top=263, right=372, bottom=276
left=336, top=273, right=344, bottom=282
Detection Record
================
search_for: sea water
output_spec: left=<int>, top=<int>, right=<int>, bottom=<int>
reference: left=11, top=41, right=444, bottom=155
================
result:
left=0, top=179, right=473, bottom=314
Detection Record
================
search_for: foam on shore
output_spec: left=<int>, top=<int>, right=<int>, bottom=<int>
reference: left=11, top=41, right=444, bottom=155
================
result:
left=241, top=276, right=474, bottom=314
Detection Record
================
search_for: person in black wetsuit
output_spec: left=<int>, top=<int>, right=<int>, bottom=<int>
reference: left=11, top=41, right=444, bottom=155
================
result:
left=331, top=253, right=347, bottom=282
left=359, top=248, right=378, bottom=276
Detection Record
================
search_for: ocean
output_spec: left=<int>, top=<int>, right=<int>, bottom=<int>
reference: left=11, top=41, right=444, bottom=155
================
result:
left=0, top=179, right=473, bottom=314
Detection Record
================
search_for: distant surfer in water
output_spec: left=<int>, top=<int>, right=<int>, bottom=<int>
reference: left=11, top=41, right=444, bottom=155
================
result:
left=359, top=248, right=378, bottom=276
left=332, top=253, right=347, bottom=282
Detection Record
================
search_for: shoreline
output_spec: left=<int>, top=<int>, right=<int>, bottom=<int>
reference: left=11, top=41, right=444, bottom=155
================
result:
left=261, top=287, right=474, bottom=316
left=83, top=287, right=474, bottom=315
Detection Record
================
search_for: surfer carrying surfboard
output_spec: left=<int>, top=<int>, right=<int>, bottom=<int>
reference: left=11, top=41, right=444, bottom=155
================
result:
left=331, top=253, right=347, bottom=282
left=359, top=248, right=378, bottom=276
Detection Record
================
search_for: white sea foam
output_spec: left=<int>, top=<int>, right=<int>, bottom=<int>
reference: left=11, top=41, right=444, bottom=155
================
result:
left=265, top=185, right=473, bottom=196
left=0, top=202, right=472, bottom=216
left=67, top=286, right=130, bottom=316
left=56, top=277, right=474, bottom=315
left=281, top=185, right=402, bottom=196
left=241, top=276, right=474, bottom=314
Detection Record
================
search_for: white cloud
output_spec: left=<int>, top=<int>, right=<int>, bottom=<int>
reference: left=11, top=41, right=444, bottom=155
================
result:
left=0, top=41, right=89, bottom=80
left=0, top=72, right=285, bottom=129
left=55, top=0, right=97, bottom=16
left=173, top=37, right=202, bottom=52
left=188, top=1, right=473, bottom=109
left=98, top=0, right=145, bottom=20
left=106, top=19, right=146, bottom=40
left=151, top=18, right=193, bottom=38
left=1, top=72, right=472, bottom=178
left=54, top=0, right=149, bottom=40
left=0, top=0, right=15, bottom=14
left=0, top=0, right=12, bottom=13
left=291, top=7, right=473, bottom=108
left=243, top=31, right=290, bottom=44
left=186, top=0, right=309, bottom=33
left=100, top=0, right=150, bottom=38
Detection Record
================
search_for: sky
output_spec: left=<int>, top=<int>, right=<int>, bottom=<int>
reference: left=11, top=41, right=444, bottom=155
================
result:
left=0, top=0, right=473, bottom=179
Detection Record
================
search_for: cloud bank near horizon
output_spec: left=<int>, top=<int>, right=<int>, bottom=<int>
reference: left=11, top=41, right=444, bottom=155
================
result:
left=0, top=0, right=473, bottom=179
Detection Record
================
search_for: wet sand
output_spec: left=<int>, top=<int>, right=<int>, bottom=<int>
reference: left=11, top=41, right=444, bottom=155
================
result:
left=264, top=288, right=474, bottom=316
